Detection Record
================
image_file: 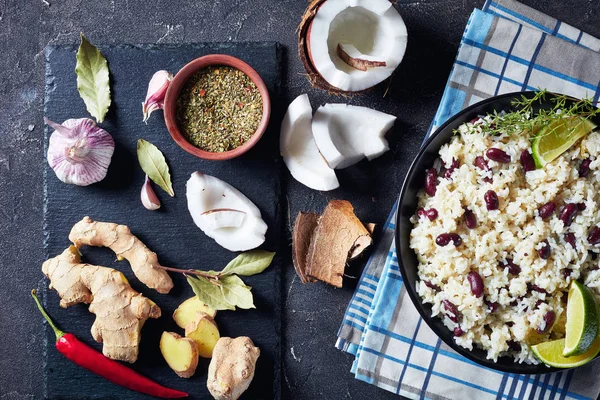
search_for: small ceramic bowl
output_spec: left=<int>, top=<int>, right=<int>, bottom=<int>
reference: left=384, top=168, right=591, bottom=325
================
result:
left=164, top=54, right=271, bottom=160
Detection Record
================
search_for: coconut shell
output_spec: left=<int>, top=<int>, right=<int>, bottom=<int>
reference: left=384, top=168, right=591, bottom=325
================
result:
left=305, top=200, right=371, bottom=287
left=297, top=0, right=396, bottom=94
left=291, top=212, right=319, bottom=283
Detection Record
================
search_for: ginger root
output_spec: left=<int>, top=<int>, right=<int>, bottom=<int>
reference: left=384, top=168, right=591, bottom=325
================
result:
left=173, top=296, right=217, bottom=329
left=160, top=332, right=199, bottom=378
left=69, top=216, right=174, bottom=294
left=42, top=246, right=161, bottom=363
left=207, top=337, right=260, bottom=400
left=185, top=312, right=220, bottom=358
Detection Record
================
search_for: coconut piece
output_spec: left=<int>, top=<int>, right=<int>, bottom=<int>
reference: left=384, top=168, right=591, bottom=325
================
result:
left=298, top=0, right=407, bottom=92
left=312, top=104, right=396, bottom=169
left=199, top=209, right=247, bottom=230
left=280, top=94, right=339, bottom=191
left=291, top=212, right=319, bottom=284
left=186, top=172, right=267, bottom=252
left=337, top=43, right=386, bottom=71
left=305, top=200, right=370, bottom=287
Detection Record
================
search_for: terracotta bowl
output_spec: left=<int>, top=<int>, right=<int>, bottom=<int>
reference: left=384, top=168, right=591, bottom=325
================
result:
left=164, top=54, right=271, bottom=160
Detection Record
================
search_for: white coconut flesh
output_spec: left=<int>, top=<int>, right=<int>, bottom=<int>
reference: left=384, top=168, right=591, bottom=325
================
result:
left=199, top=209, right=247, bottom=230
left=186, top=172, right=267, bottom=252
left=280, top=94, right=340, bottom=191
left=309, top=0, right=408, bottom=91
left=311, top=103, right=396, bottom=169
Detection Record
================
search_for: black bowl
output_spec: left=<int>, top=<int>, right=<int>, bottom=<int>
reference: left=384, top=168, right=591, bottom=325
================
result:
left=395, top=91, right=599, bottom=374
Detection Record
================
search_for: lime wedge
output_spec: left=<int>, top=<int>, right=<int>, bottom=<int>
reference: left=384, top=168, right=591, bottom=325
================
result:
left=563, top=281, right=600, bottom=356
left=532, top=336, right=600, bottom=368
left=532, top=117, right=596, bottom=168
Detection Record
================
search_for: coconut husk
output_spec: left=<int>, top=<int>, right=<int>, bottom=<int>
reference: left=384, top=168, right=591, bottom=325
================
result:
left=348, top=223, right=376, bottom=260
left=305, top=200, right=371, bottom=288
left=291, top=212, right=319, bottom=283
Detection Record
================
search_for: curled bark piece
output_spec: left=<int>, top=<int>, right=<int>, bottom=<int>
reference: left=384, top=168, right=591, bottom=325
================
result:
left=337, top=43, right=387, bottom=71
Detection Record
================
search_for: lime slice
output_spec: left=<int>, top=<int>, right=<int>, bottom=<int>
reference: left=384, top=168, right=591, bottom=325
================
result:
left=532, top=117, right=596, bottom=168
left=563, top=281, right=600, bottom=356
left=532, top=336, right=600, bottom=368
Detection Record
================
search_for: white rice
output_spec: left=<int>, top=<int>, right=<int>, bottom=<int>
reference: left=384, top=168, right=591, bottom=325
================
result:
left=410, top=119, right=600, bottom=364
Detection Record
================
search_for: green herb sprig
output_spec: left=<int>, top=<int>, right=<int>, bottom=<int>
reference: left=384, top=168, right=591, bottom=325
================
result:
left=470, top=89, right=600, bottom=139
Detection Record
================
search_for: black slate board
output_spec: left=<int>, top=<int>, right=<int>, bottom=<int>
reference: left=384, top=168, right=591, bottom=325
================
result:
left=43, top=42, right=282, bottom=400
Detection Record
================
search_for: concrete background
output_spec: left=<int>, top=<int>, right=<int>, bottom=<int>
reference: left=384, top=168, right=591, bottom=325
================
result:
left=1, top=0, right=599, bottom=399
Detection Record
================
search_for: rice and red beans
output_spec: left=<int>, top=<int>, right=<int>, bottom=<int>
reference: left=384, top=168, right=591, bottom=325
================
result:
left=410, top=118, right=600, bottom=364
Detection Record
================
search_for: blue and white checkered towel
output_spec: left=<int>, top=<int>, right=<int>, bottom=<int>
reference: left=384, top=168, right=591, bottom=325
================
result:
left=336, top=0, right=600, bottom=398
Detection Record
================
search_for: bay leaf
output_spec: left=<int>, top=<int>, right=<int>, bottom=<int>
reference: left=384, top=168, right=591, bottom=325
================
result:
left=221, top=250, right=275, bottom=277
left=137, top=139, right=175, bottom=197
left=186, top=276, right=234, bottom=311
left=75, top=34, right=111, bottom=123
left=219, top=275, right=255, bottom=309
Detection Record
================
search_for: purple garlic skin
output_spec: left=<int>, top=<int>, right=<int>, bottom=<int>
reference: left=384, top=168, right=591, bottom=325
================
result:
left=141, top=175, right=161, bottom=210
left=45, top=117, right=115, bottom=186
left=142, top=70, right=173, bottom=123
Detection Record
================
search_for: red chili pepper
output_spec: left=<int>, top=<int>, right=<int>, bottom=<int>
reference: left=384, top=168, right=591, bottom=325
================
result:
left=31, top=290, right=188, bottom=399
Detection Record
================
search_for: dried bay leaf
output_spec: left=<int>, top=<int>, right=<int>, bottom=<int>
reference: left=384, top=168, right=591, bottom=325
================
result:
left=76, top=34, right=111, bottom=123
left=219, top=275, right=255, bottom=309
left=186, top=276, right=234, bottom=311
left=221, top=250, right=275, bottom=276
left=137, top=139, right=175, bottom=197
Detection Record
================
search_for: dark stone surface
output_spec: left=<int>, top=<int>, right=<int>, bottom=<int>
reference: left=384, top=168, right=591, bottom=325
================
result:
left=43, top=42, right=281, bottom=400
left=1, top=1, right=599, bottom=399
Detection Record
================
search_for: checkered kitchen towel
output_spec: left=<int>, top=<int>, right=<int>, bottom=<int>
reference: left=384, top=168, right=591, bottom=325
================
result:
left=336, top=0, right=600, bottom=398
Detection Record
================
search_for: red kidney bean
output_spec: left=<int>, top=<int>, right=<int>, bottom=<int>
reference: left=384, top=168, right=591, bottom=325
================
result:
left=426, top=208, right=438, bottom=221
left=579, top=158, right=591, bottom=177
left=520, top=150, right=536, bottom=172
left=467, top=271, right=484, bottom=297
left=443, top=300, right=460, bottom=323
left=591, top=251, right=599, bottom=261
left=486, top=148, right=511, bottom=163
left=436, top=233, right=462, bottom=247
left=534, top=300, right=544, bottom=309
left=464, top=208, right=477, bottom=229
left=537, top=311, right=556, bottom=334
left=453, top=326, right=464, bottom=337
left=562, top=268, right=573, bottom=278
left=417, top=208, right=426, bottom=218
left=485, top=300, right=499, bottom=312
left=507, top=341, right=521, bottom=352
left=577, top=202, right=586, bottom=211
left=470, top=117, right=482, bottom=124
left=484, top=190, right=499, bottom=210
left=538, top=202, right=556, bottom=220
left=506, top=321, right=515, bottom=327
left=475, top=156, right=493, bottom=183
left=565, top=233, right=576, bottom=248
left=528, top=283, right=548, bottom=294
left=423, top=280, right=441, bottom=291
left=444, top=158, right=459, bottom=178
left=588, top=226, right=600, bottom=245
left=559, top=203, right=578, bottom=227
left=502, top=259, right=521, bottom=276
left=425, top=168, right=438, bottom=196
left=537, top=240, right=551, bottom=259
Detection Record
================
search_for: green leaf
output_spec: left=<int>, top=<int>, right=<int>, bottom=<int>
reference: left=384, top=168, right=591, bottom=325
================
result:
left=221, top=250, right=275, bottom=277
left=76, top=34, right=111, bottom=123
left=219, top=275, right=255, bottom=309
left=186, top=276, right=234, bottom=311
left=137, top=139, right=175, bottom=197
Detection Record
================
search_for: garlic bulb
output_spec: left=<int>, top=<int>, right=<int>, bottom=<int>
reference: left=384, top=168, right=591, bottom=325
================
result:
left=142, top=70, right=173, bottom=123
left=45, top=117, right=115, bottom=186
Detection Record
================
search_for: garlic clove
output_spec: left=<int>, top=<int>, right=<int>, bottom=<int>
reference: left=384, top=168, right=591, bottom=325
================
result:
left=142, top=70, right=173, bottom=123
left=141, top=175, right=161, bottom=210
left=45, top=117, right=115, bottom=186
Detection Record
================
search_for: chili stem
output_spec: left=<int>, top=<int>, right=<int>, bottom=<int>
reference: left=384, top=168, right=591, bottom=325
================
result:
left=31, top=289, right=65, bottom=341
left=155, top=265, right=220, bottom=279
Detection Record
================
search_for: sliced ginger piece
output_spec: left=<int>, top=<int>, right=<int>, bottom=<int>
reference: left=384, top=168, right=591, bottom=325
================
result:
left=185, top=312, right=220, bottom=358
left=173, top=296, right=217, bottom=329
left=208, top=336, right=260, bottom=400
left=69, top=216, right=174, bottom=294
left=160, top=332, right=199, bottom=378
left=42, top=246, right=161, bottom=363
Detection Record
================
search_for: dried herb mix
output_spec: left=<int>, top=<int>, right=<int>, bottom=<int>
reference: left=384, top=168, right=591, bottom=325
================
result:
left=176, top=66, right=263, bottom=152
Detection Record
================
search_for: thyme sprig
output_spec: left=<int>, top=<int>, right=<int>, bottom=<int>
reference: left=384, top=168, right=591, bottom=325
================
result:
left=472, top=89, right=600, bottom=139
